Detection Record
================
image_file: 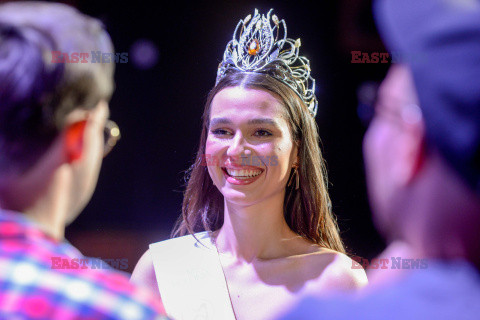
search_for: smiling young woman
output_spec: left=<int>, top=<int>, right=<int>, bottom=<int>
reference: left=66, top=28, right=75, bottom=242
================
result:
left=178, top=71, right=345, bottom=251
left=132, top=9, right=367, bottom=320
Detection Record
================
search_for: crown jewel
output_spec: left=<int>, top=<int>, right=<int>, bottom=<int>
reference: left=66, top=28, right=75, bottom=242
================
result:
left=216, top=9, right=318, bottom=117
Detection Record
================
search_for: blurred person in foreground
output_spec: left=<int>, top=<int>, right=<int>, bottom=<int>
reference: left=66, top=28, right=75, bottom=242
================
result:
left=0, top=2, right=167, bottom=319
left=281, top=0, right=480, bottom=318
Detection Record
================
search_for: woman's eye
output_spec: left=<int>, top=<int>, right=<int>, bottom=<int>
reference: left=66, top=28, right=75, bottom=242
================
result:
left=211, top=128, right=230, bottom=135
left=254, top=129, right=272, bottom=137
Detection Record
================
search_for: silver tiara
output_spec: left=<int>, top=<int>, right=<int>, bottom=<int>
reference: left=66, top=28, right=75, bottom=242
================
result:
left=216, top=9, right=318, bottom=117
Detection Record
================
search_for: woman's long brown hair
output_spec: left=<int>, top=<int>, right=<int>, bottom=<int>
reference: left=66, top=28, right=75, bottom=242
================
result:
left=172, top=71, right=345, bottom=253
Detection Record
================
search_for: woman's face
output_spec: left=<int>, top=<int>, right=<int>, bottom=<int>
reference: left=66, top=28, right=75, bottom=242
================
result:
left=206, top=86, right=298, bottom=206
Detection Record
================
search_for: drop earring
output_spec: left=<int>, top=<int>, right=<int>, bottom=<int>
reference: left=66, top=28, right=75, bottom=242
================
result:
left=288, top=164, right=300, bottom=190
left=295, top=167, right=299, bottom=190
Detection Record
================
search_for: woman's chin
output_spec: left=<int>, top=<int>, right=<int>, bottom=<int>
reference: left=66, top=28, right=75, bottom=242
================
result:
left=220, top=189, right=261, bottom=206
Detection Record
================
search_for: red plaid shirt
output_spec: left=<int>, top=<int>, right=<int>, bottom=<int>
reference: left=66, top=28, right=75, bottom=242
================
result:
left=0, top=209, right=167, bottom=319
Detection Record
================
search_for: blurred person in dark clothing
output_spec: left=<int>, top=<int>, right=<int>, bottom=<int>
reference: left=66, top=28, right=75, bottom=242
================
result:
left=281, top=0, right=480, bottom=319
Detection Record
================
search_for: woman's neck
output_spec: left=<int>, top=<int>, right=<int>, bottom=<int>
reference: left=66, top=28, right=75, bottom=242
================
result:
left=215, top=191, right=305, bottom=263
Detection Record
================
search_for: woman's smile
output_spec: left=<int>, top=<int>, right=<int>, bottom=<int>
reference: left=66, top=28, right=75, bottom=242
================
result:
left=222, top=166, right=265, bottom=185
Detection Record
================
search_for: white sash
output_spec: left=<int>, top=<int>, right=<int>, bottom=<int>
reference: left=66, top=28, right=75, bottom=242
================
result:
left=149, top=231, right=236, bottom=320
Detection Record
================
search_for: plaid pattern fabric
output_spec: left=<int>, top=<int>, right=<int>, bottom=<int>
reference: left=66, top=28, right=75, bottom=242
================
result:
left=0, top=210, right=168, bottom=320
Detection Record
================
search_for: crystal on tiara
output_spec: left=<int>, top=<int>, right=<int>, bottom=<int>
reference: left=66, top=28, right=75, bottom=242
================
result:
left=216, top=9, right=318, bottom=117
left=248, top=39, right=260, bottom=55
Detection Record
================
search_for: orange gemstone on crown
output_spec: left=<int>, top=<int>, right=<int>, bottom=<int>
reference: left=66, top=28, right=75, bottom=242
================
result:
left=248, top=39, right=260, bottom=55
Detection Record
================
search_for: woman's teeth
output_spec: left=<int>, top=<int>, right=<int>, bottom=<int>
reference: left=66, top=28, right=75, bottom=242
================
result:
left=226, top=168, right=262, bottom=179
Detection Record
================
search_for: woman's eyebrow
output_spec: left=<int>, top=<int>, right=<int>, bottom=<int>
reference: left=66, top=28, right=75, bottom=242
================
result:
left=247, top=118, right=278, bottom=126
left=210, top=117, right=279, bottom=127
left=210, top=117, right=231, bottom=127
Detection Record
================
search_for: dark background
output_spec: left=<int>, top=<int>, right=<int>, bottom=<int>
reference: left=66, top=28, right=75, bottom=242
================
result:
left=48, top=0, right=391, bottom=272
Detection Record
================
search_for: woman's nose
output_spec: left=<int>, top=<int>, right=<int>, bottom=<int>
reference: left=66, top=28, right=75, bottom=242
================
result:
left=226, top=132, right=246, bottom=157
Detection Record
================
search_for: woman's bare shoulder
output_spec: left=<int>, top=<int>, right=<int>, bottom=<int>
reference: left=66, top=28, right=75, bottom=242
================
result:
left=131, top=249, right=161, bottom=299
left=302, top=247, right=368, bottom=292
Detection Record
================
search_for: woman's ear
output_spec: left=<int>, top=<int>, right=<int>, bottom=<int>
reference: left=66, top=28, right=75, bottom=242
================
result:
left=64, top=120, right=87, bottom=163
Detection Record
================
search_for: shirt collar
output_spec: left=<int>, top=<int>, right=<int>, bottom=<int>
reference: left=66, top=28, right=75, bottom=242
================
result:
left=0, top=208, right=82, bottom=258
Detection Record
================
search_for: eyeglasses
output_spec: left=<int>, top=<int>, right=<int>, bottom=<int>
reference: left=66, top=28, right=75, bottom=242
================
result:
left=357, top=81, right=380, bottom=127
left=103, top=119, right=121, bottom=157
